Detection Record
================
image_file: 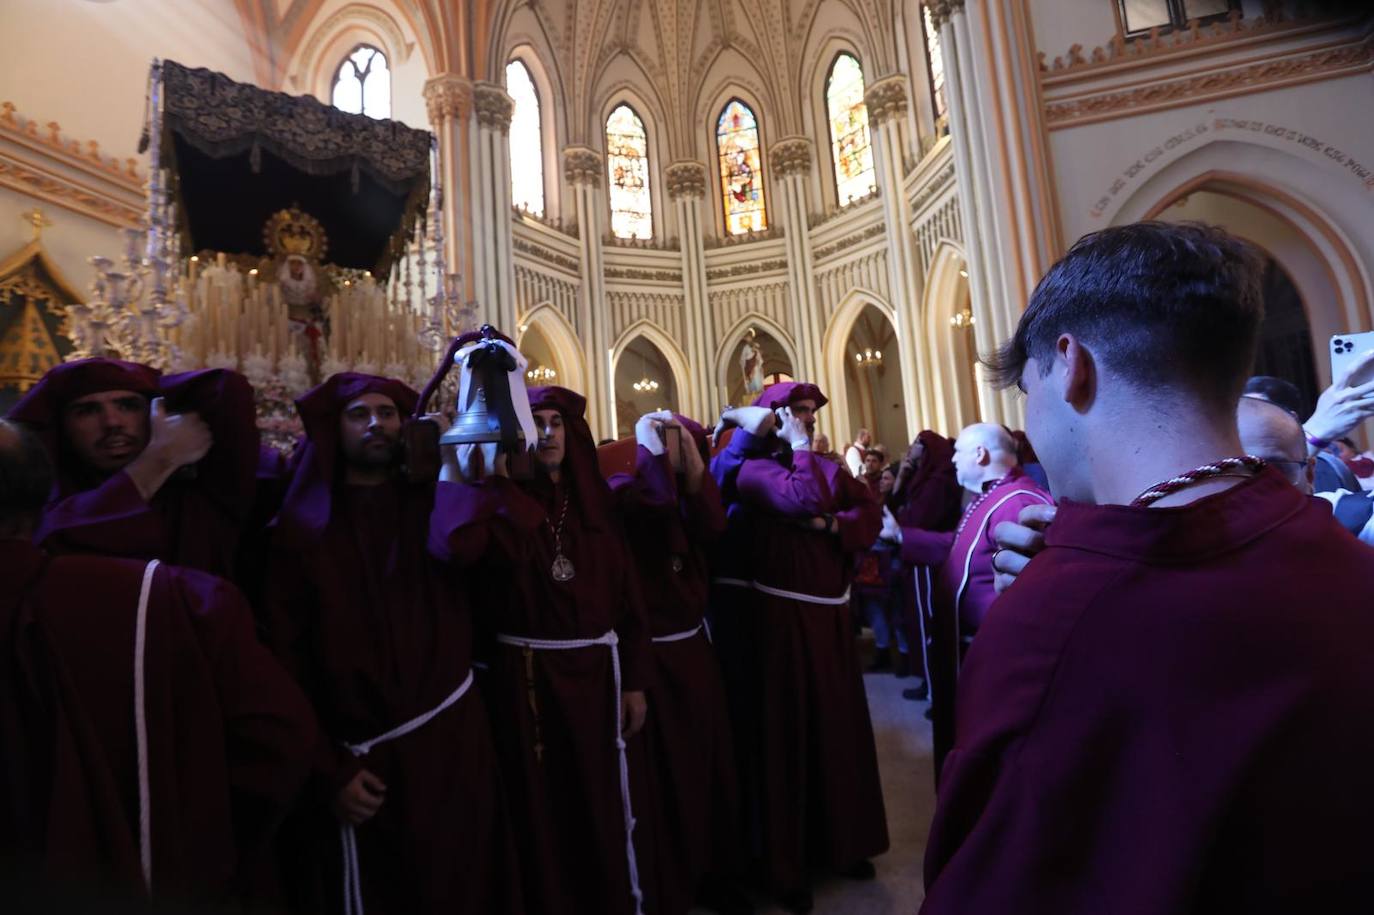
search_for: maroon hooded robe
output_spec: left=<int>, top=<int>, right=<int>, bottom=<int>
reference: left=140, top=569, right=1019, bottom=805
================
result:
left=922, top=469, right=1374, bottom=914
left=608, top=416, right=742, bottom=915
left=7, top=358, right=261, bottom=580
left=0, top=539, right=316, bottom=903
left=430, top=385, right=653, bottom=915
left=264, top=373, right=520, bottom=915
left=712, top=381, right=888, bottom=895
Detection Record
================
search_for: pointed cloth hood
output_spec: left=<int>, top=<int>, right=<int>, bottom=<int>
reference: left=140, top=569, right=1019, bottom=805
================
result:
left=527, top=385, right=614, bottom=531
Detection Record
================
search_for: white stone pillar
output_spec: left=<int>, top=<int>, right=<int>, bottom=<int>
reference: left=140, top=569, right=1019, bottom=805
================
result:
left=865, top=75, right=928, bottom=438
left=564, top=146, right=613, bottom=438
left=471, top=82, right=518, bottom=335
left=666, top=160, right=712, bottom=419
left=422, top=74, right=471, bottom=329
left=768, top=137, right=823, bottom=386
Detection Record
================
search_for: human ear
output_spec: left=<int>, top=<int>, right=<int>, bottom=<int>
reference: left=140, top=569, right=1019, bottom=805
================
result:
left=1058, top=334, right=1095, bottom=413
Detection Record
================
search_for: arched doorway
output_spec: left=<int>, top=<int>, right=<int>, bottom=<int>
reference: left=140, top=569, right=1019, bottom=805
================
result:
left=613, top=335, right=681, bottom=438
left=922, top=245, right=980, bottom=436
left=1154, top=189, right=1322, bottom=412
left=832, top=302, right=909, bottom=456
left=517, top=304, right=585, bottom=395
left=519, top=321, right=562, bottom=387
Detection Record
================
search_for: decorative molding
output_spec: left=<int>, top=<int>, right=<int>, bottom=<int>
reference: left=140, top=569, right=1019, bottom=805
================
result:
left=0, top=160, right=142, bottom=228
left=768, top=137, right=813, bottom=178
left=864, top=76, right=909, bottom=127
left=0, top=102, right=143, bottom=188
left=423, top=75, right=472, bottom=124
left=705, top=258, right=788, bottom=281
left=666, top=160, right=707, bottom=200
left=513, top=205, right=579, bottom=238
left=1041, top=7, right=1356, bottom=78
left=603, top=234, right=680, bottom=251
left=809, top=187, right=882, bottom=229
left=1045, top=35, right=1374, bottom=127
left=563, top=146, right=602, bottom=187
left=289, top=3, right=414, bottom=92
left=604, top=267, right=684, bottom=282
left=910, top=161, right=956, bottom=213
left=923, top=0, right=963, bottom=30
left=472, top=82, right=514, bottom=132
left=703, top=225, right=785, bottom=249
left=812, top=223, right=886, bottom=261
left=512, top=237, right=581, bottom=273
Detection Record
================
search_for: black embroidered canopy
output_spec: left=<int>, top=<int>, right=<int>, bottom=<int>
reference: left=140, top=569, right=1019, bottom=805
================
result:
left=150, top=60, right=433, bottom=278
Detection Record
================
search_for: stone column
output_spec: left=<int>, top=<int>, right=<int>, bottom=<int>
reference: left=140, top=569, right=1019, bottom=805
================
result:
left=423, top=74, right=472, bottom=327
left=865, top=75, right=928, bottom=438
left=563, top=146, right=612, bottom=438
left=471, top=81, right=518, bottom=334
left=768, top=137, right=823, bottom=385
left=666, top=160, right=712, bottom=419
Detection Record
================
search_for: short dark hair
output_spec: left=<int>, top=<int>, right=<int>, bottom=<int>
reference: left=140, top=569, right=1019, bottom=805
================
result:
left=0, top=418, right=53, bottom=534
left=1242, top=376, right=1305, bottom=419
left=987, top=222, right=1265, bottom=412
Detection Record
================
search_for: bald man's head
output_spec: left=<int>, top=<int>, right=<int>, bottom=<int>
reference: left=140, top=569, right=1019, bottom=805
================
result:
left=953, top=422, right=1018, bottom=492
left=0, top=418, right=54, bottom=538
left=1238, top=395, right=1311, bottom=492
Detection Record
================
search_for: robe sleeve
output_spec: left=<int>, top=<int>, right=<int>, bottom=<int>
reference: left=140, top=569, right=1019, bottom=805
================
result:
left=710, top=429, right=769, bottom=507
left=901, top=528, right=958, bottom=567
left=159, top=369, right=260, bottom=522
left=736, top=450, right=837, bottom=518
left=428, top=478, right=530, bottom=565
left=262, top=546, right=364, bottom=801
left=831, top=470, right=883, bottom=554
left=176, top=568, right=317, bottom=852
left=682, top=467, right=727, bottom=543
left=36, top=470, right=166, bottom=559
left=609, top=447, right=678, bottom=511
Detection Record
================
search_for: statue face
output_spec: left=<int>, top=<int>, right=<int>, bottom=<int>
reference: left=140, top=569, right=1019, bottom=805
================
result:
left=289, top=259, right=305, bottom=280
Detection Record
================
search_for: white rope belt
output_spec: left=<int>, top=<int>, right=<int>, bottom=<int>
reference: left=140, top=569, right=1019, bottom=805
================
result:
left=711, top=576, right=852, bottom=606
left=651, top=619, right=711, bottom=644
left=134, top=559, right=159, bottom=892
left=494, top=630, right=644, bottom=915
left=337, top=669, right=475, bottom=915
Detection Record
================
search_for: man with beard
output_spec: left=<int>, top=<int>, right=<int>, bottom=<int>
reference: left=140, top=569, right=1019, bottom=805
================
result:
left=710, top=382, right=887, bottom=913
left=608, top=411, right=747, bottom=915
left=265, top=374, right=520, bottom=915
left=432, top=385, right=652, bottom=915
left=6, top=358, right=261, bottom=580
left=0, top=418, right=316, bottom=904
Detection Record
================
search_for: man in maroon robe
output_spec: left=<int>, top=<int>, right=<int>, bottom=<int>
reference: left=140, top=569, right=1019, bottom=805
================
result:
left=608, top=411, right=747, bottom=915
left=888, top=432, right=963, bottom=700
left=431, top=385, right=652, bottom=915
left=896, top=423, right=1051, bottom=772
left=710, top=381, right=887, bottom=913
left=0, top=418, right=316, bottom=904
left=265, top=373, right=520, bottom=915
left=6, top=358, right=261, bottom=580
left=922, top=222, right=1374, bottom=914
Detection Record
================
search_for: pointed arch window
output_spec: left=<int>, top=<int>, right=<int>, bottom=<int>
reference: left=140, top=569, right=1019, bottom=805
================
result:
left=606, top=104, right=653, bottom=239
left=506, top=60, right=545, bottom=216
left=826, top=54, right=875, bottom=206
left=716, top=100, right=767, bottom=235
left=331, top=45, right=390, bottom=119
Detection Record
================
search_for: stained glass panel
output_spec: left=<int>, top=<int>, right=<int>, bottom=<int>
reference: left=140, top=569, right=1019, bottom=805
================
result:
left=332, top=45, right=390, bottom=120
left=716, top=100, right=767, bottom=235
left=921, top=8, right=947, bottom=127
left=826, top=55, right=875, bottom=206
left=606, top=105, right=652, bottom=239
left=506, top=61, right=544, bottom=216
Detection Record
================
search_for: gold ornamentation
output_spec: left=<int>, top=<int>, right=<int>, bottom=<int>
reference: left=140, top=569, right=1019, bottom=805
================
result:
left=262, top=207, right=329, bottom=261
left=1045, top=37, right=1374, bottom=126
left=563, top=147, right=603, bottom=187
left=473, top=82, right=515, bottom=132
left=0, top=101, right=143, bottom=186
left=769, top=137, right=813, bottom=178
left=423, top=75, right=472, bottom=124
left=864, top=77, right=909, bottom=127
left=0, top=160, right=142, bottom=227
left=0, top=248, right=78, bottom=393
left=666, top=161, right=707, bottom=200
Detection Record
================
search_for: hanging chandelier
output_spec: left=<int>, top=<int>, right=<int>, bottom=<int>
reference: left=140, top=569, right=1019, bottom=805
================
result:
left=854, top=348, right=883, bottom=369
left=527, top=364, right=557, bottom=383
left=950, top=308, right=975, bottom=330
left=633, top=376, right=660, bottom=393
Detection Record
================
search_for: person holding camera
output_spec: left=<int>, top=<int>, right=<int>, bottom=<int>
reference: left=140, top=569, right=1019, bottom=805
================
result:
left=264, top=373, right=520, bottom=915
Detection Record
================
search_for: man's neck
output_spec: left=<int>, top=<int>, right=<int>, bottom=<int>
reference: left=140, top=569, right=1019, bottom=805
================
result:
left=343, top=465, right=392, bottom=486
left=1083, top=407, right=1248, bottom=507
left=972, top=464, right=1013, bottom=493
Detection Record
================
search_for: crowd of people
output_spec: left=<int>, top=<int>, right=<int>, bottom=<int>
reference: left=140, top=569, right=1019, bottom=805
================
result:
left=4, top=221, right=1374, bottom=915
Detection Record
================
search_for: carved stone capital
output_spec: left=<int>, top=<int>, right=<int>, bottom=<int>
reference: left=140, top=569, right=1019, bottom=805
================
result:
left=665, top=160, right=707, bottom=200
left=768, top=137, right=813, bottom=179
left=923, top=0, right=955, bottom=29
left=865, top=76, right=909, bottom=127
left=563, top=146, right=603, bottom=188
left=472, top=81, right=514, bottom=132
left=423, top=74, right=472, bottom=125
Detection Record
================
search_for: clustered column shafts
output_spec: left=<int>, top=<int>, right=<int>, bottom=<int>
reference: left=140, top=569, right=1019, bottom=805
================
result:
left=667, top=160, right=712, bottom=419
left=564, top=146, right=612, bottom=437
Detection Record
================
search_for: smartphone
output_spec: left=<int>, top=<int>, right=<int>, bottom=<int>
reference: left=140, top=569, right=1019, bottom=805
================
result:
left=661, top=423, right=684, bottom=473
left=1331, top=331, right=1374, bottom=387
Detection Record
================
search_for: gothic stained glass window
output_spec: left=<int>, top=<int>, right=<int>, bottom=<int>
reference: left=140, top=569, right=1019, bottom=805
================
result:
left=506, top=60, right=544, bottom=216
left=331, top=45, right=391, bottom=119
left=826, top=55, right=875, bottom=206
left=922, top=7, right=948, bottom=129
left=716, top=100, right=767, bottom=235
left=606, top=104, right=653, bottom=239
